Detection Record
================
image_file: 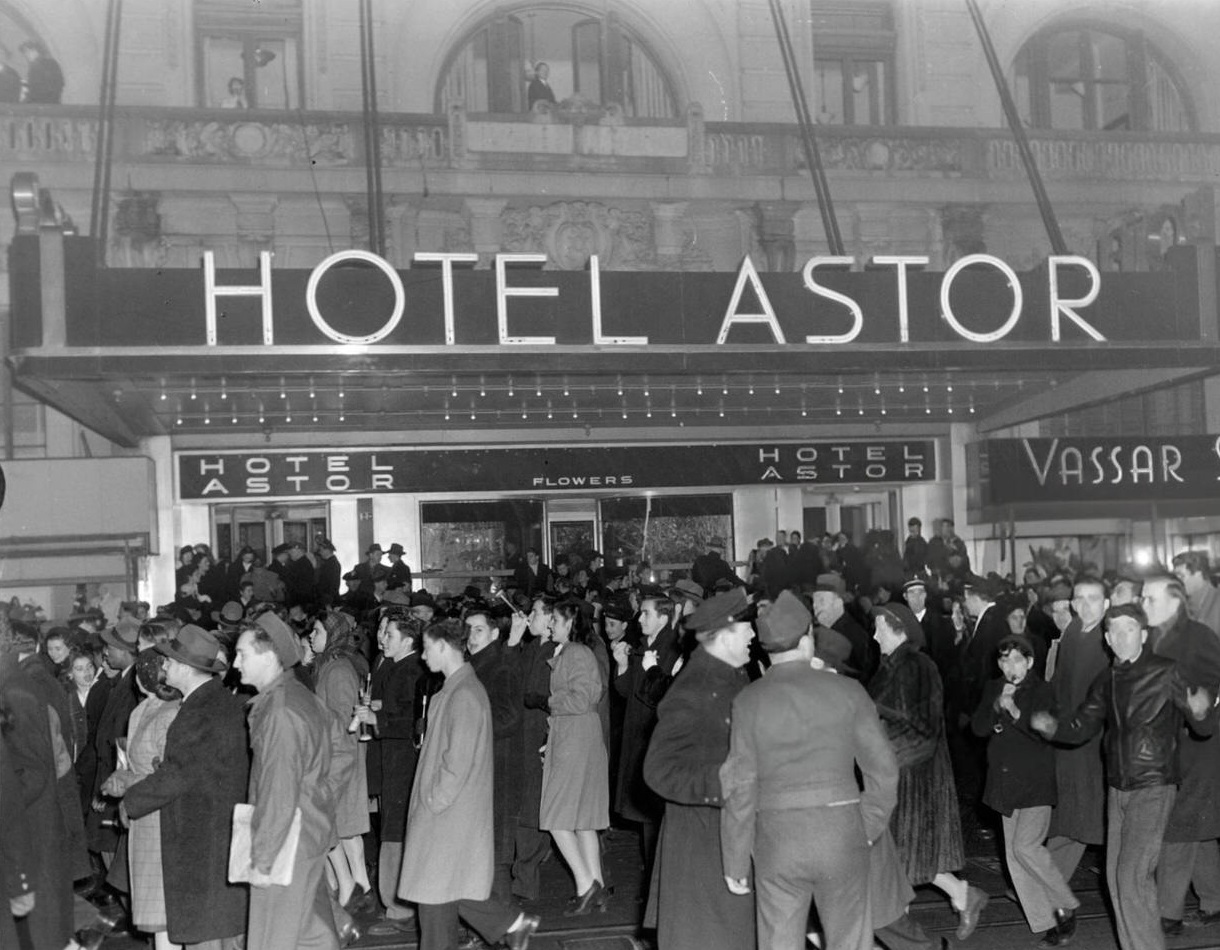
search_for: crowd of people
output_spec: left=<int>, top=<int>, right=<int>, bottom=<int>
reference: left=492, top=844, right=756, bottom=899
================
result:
left=2, top=524, right=1220, bottom=950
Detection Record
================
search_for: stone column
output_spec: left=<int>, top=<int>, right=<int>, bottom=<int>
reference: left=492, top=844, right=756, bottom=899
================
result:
left=465, top=198, right=508, bottom=267
left=755, top=201, right=799, bottom=272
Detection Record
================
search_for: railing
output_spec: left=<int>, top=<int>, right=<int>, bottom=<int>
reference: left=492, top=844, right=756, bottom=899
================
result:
left=3, top=102, right=1220, bottom=183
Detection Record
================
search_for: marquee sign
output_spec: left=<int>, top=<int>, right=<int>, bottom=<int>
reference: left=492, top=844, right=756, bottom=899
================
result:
left=177, top=440, right=937, bottom=500
left=10, top=237, right=1202, bottom=352
left=977, top=436, right=1220, bottom=505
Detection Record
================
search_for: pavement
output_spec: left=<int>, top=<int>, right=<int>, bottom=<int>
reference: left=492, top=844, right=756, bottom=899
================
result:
left=90, top=822, right=1220, bottom=950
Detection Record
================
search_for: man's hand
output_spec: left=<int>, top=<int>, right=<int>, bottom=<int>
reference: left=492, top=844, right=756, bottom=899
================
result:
left=998, top=683, right=1020, bottom=720
left=1187, top=685, right=1212, bottom=721
left=1030, top=711, right=1058, bottom=738
left=724, top=876, right=750, bottom=895
left=612, top=641, right=630, bottom=673
left=641, top=650, right=658, bottom=672
left=119, top=801, right=130, bottom=828
left=90, top=795, right=107, bottom=813
left=9, top=892, right=33, bottom=917
left=507, top=613, right=528, bottom=647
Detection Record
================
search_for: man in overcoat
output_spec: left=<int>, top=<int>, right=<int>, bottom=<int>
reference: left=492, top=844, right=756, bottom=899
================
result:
left=0, top=618, right=74, bottom=950
left=1143, top=575, right=1220, bottom=932
left=315, top=537, right=343, bottom=608
left=466, top=607, right=524, bottom=902
left=89, top=619, right=141, bottom=866
left=508, top=596, right=558, bottom=902
left=643, top=588, right=755, bottom=950
left=612, top=593, right=682, bottom=873
left=1044, top=578, right=1109, bottom=885
left=398, top=620, right=540, bottom=950
left=361, top=611, right=425, bottom=933
left=234, top=613, right=341, bottom=950
left=123, top=625, right=249, bottom=949
left=720, top=590, right=898, bottom=950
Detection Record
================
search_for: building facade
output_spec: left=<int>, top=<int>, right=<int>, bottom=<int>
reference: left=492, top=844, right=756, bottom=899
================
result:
left=2, top=0, right=1219, bottom=612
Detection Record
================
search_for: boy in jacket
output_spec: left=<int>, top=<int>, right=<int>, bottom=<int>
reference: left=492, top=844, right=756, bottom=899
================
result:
left=1032, top=605, right=1214, bottom=950
left=973, top=634, right=1078, bottom=947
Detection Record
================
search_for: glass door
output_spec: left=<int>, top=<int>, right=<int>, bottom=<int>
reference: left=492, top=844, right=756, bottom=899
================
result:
left=545, top=499, right=600, bottom=579
left=211, top=502, right=329, bottom=565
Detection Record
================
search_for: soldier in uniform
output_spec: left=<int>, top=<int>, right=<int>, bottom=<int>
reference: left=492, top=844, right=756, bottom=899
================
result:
left=720, top=590, right=898, bottom=950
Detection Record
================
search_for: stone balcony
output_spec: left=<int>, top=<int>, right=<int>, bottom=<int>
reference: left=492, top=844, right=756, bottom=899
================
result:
left=3, top=101, right=1220, bottom=186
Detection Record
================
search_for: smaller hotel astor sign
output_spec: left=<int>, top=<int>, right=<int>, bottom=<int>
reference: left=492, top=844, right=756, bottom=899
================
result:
left=177, top=441, right=936, bottom=500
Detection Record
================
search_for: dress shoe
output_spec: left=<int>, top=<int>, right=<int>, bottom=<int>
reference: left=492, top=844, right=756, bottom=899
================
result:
left=368, top=916, right=417, bottom=937
left=504, top=913, right=541, bottom=950
left=1037, top=926, right=1060, bottom=948
left=564, top=881, right=608, bottom=917
left=457, top=932, right=489, bottom=950
left=344, top=884, right=379, bottom=916
left=955, top=885, right=989, bottom=940
left=1185, top=908, right=1220, bottom=927
left=1054, top=908, right=1077, bottom=944
left=337, top=918, right=361, bottom=948
left=1162, top=917, right=1185, bottom=936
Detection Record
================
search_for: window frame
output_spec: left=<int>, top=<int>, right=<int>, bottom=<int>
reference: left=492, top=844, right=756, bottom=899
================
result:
left=193, top=0, right=307, bottom=110
left=1015, top=21, right=1196, bottom=133
left=433, top=3, right=680, bottom=118
left=810, top=1, right=898, bottom=126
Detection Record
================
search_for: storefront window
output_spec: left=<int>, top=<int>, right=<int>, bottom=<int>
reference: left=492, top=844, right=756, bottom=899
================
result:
left=600, top=494, right=733, bottom=571
left=419, top=500, right=544, bottom=594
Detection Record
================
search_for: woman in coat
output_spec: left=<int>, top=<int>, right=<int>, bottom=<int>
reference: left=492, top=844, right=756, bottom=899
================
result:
left=101, top=649, right=181, bottom=949
left=540, top=598, right=610, bottom=915
left=310, top=609, right=373, bottom=909
left=67, top=648, right=110, bottom=818
left=869, top=602, right=989, bottom=941
left=398, top=620, right=539, bottom=950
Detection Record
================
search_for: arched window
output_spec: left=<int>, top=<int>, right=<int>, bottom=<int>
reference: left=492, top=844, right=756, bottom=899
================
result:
left=1014, top=24, right=1193, bottom=132
left=438, top=5, right=679, bottom=118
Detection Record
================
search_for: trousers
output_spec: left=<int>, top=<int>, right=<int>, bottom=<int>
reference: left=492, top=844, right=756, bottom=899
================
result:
left=754, top=804, right=872, bottom=950
left=417, top=899, right=518, bottom=950
left=1003, top=806, right=1078, bottom=934
left=1107, top=785, right=1176, bottom=950
left=1158, top=839, right=1220, bottom=919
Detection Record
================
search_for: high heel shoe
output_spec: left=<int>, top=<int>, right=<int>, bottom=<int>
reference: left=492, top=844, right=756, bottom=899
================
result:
left=563, top=881, right=605, bottom=917
left=593, top=881, right=613, bottom=912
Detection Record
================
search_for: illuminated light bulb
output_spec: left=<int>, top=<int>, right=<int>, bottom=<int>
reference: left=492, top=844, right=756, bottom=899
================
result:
left=279, top=377, right=286, bottom=400
left=312, top=412, right=319, bottom=423
left=718, top=401, right=725, bottom=419
left=696, top=377, right=704, bottom=396
left=479, top=376, right=486, bottom=398
left=721, top=376, right=728, bottom=396
left=231, top=411, right=238, bottom=424
left=508, top=376, right=515, bottom=398
left=748, top=376, right=755, bottom=396
left=572, top=402, right=579, bottom=420
left=308, top=377, right=316, bottom=399
left=616, top=375, right=624, bottom=397
left=220, top=377, right=228, bottom=400
left=562, top=376, right=570, bottom=397
left=969, top=397, right=976, bottom=415
left=338, top=411, right=345, bottom=422
left=535, top=375, right=542, bottom=397
left=451, top=376, right=458, bottom=398
left=521, top=401, right=528, bottom=420
left=203, top=401, right=210, bottom=425
left=947, top=384, right=954, bottom=393
left=547, top=400, right=553, bottom=421
left=159, top=379, right=167, bottom=401
left=284, top=399, right=292, bottom=424
left=189, top=377, right=197, bottom=400
left=643, top=376, right=650, bottom=398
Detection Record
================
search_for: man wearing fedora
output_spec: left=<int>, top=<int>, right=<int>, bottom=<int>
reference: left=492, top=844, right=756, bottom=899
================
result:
left=315, top=538, right=342, bottom=609
left=691, top=536, right=739, bottom=597
left=644, top=589, right=756, bottom=950
left=352, top=543, right=386, bottom=589
left=89, top=618, right=142, bottom=870
left=813, top=573, right=874, bottom=682
left=234, top=612, right=345, bottom=950
left=123, top=625, right=249, bottom=950
left=720, top=590, right=898, bottom=950
left=385, top=543, right=413, bottom=592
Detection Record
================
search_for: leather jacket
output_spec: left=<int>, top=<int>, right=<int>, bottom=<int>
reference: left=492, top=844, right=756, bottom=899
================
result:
left=1052, top=649, right=1213, bottom=791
